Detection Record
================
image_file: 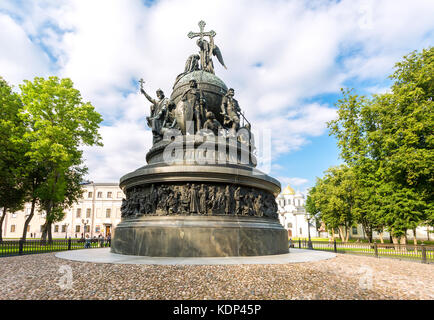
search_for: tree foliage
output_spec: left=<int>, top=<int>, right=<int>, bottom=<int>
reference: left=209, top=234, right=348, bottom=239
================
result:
left=0, top=77, right=26, bottom=241
left=322, top=47, right=434, bottom=243
left=18, top=77, right=103, bottom=242
left=308, top=165, right=356, bottom=242
left=0, top=76, right=103, bottom=242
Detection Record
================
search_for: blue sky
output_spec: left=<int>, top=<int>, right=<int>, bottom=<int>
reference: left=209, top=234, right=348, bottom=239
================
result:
left=1, top=0, right=433, bottom=194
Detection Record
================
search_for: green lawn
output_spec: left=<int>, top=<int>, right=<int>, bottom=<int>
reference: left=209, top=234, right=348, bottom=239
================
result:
left=293, top=242, right=434, bottom=262
left=0, top=241, right=105, bottom=256
left=291, top=237, right=434, bottom=245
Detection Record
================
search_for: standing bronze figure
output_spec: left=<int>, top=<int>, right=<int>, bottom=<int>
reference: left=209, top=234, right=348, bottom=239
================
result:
left=179, top=79, right=206, bottom=132
left=220, top=88, right=241, bottom=133
left=140, top=79, right=169, bottom=143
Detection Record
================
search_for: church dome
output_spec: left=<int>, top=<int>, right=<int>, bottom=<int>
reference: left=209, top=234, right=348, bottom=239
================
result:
left=282, top=185, right=295, bottom=195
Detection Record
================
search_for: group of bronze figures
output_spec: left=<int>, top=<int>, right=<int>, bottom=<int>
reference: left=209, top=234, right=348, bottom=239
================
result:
left=121, top=183, right=278, bottom=219
left=140, top=81, right=253, bottom=146
left=139, top=21, right=254, bottom=149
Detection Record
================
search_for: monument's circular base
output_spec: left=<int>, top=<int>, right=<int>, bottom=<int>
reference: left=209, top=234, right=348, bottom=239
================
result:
left=56, top=248, right=336, bottom=265
left=111, top=216, right=288, bottom=257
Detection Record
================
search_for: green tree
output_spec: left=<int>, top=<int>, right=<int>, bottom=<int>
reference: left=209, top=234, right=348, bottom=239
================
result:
left=0, top=77, right=27, bottom=241
left=18, top=76, right=103, bottom=242
left=328, top=47, right=433, bottom=244
left=305, top=186, right=322, bottom=234
left=40, top=166, right=86, bottom=242
left=309, top=165, right=356, bottom=242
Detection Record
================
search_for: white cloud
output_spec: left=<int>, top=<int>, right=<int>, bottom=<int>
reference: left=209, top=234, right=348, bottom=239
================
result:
left=278, top=176, right=309, bottom=188
left=0, top=13, right=51, bottom=84
left=1, top=0, right=433, bottom=182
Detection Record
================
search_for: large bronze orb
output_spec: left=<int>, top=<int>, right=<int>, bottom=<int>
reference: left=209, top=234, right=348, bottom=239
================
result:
left=171, top=70, right=228, bottom=125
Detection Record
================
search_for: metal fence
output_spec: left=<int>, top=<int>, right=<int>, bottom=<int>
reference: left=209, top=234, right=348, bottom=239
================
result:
left=292, top=239, right=434, bottom=264
left=0, top=238, right=111, bottom=258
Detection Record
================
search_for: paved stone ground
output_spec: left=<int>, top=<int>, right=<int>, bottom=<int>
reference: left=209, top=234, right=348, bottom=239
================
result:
left=0, top=253, right=432, bottom=300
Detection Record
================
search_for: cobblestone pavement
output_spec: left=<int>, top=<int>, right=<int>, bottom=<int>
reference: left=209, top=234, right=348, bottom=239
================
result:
left=0, top=253, right=432, bottom=299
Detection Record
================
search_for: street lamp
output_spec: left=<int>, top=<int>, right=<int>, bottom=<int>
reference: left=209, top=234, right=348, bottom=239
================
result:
left=82, top=219, right=89, bottom=238
left=65, top=223, right=69, bottom=239
left=307, top=215, right=313, bottom=249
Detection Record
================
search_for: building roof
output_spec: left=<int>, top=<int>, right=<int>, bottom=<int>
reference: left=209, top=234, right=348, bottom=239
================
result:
left=281, top=185, right=295, bottom=195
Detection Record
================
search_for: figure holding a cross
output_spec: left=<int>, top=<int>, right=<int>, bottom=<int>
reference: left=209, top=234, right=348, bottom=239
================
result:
left=139, top=78, right=169, bottom=144
left=188, top=20, right=226, bottom=74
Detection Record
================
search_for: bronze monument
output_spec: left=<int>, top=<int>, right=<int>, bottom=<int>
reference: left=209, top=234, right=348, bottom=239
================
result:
left=111, top=21, right=288, bottom=257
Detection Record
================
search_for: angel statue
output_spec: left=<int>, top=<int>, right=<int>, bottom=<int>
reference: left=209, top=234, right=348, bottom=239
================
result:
left=188, top=20, right=226, bottom=74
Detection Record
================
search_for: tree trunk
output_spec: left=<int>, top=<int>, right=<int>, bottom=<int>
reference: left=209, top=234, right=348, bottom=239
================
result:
left=379, top=231, right=384, bottom=244
left=413, top=228, right=417, bottom=245
left=338, top=226, right=345, bottom=242
left=41, top=221, right=53, bottom=244
left=361, top=222, right=373, bottom=244
left=400, top=235, right=407, bottom=253
left=367, top=229, right=373, bottom=244
left=0, top=207, right=7, bottom=242
left=331, top=228, right=335, bottom=241
left=48, top=222, right=52, bottom=243
left=22, top=198, right=37, bottom=241
left=392, top=235, right=400, bottom=251
left=41, top=221, right=48, bottom=244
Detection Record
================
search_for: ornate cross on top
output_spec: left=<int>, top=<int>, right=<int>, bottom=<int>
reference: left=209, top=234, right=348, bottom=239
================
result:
left=139, top=78, right=145, bottom=89
left=187, top=20, right=216, bottom=40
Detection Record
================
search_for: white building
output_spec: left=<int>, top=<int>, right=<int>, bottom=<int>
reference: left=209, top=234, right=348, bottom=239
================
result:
left=1, top=182, right=124, bottom=239
left=276, top=185, right=319, bottom=239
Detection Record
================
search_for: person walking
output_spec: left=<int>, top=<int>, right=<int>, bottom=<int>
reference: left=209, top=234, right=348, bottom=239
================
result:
left=106, top=233, right=111, bottom=247
left=84, top=234, right=91, bottom=248
left=98, top=234, right=104, bottom=248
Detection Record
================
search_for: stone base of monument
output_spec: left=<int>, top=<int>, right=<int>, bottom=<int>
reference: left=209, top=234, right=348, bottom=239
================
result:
left=111, top=216, right=288, bottom=257
left=56, top=248, right=336, bottom=265
left=112, top=161, right=288, bottom=257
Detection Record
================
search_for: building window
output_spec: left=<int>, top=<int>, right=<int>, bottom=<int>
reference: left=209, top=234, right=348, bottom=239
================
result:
left=95, top=225, right=100, bottom=233
left=75, top=225, right=81, bottom=233
left=116, top=208, right=121, bottom=218
left=62, top=225, right=67, bottom=233
left=86, top=208, right=91, bottom=218
left=352, top=227, right=358, bottom=235
left=299, top=228, right=302, bottom=234
left=85, top=225, right=90, bottom=233
left=76, top=208, right=81, bottom=218
left=287, top=223, right=292, bottom=228
left=54, top=225, right=59, bottom=232
left=107, top=192, right=112, bottom=198
left=97, top=192, right=102, bottom=198
left=106, top=209, right=111, bottom=218
left=10, top=225, right=16, bottom=232
left=117, top=192, right=122, bottom=198
left=88, top=192, right=93, bottom=198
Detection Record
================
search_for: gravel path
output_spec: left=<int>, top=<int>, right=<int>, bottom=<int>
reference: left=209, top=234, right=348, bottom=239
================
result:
left=0, top=253, right=432, bottom=299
